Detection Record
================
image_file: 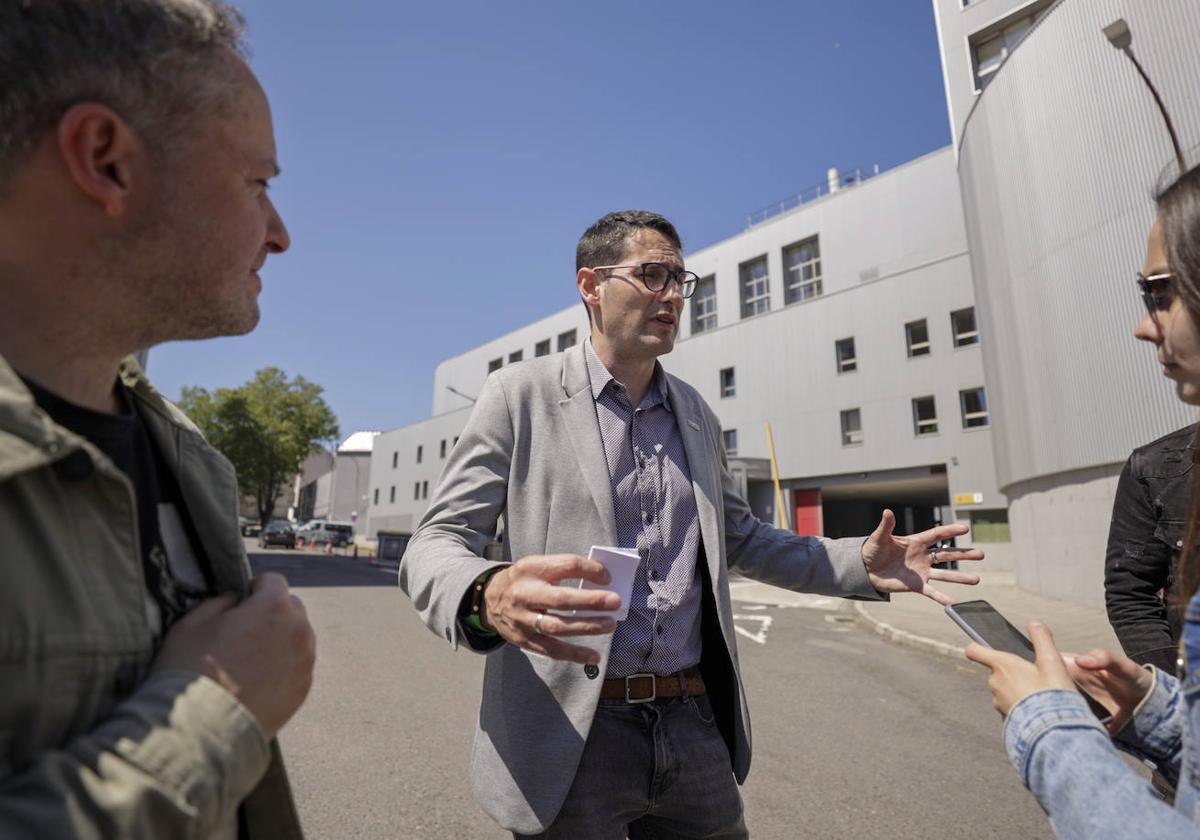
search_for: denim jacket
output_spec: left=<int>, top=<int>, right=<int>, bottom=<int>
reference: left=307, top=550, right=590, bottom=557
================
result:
left=1105, top=424, right=1195, bottom=673
left=1004, top=590, right=1200, bottom=838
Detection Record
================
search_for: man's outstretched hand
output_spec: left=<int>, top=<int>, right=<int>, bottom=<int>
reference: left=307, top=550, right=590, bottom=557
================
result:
left=861, top=509, right=983, bottom=606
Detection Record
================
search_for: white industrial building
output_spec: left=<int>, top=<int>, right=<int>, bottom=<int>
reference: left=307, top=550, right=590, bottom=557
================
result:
left=365, top=0, right=1200, bottom=607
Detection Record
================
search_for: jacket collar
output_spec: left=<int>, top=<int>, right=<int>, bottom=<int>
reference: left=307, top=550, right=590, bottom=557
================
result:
left=0, top=353, right=161, bottom=484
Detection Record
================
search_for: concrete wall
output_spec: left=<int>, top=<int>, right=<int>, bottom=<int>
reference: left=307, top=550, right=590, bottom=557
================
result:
left=933, top=0, right=1054, bottom=151
left=663, top=148, right=1004, bottom=517
left=953, top=0, right=1200, bottom=601
left=365, top=406, right=472, bottom=538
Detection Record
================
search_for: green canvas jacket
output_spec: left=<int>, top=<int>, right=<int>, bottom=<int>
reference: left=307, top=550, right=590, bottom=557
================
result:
left=0, top=354, right=303, bottom=838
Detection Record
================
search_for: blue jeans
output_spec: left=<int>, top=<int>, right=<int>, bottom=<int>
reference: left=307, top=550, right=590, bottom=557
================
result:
left=518, top=695, right=748, bottom=840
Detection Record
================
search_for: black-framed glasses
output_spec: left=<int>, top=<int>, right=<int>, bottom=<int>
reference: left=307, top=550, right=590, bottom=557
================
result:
left=594, top=262, right=700, bottom=299
left=1137, top=271, right=1176, bottom=318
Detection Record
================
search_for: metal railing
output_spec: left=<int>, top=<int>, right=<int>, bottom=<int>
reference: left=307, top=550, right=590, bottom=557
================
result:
left=745, top=166, right=872, bottom=228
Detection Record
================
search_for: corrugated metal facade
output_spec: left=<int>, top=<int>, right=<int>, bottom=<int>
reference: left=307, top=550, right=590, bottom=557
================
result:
left=958, top=0, right=1200, bottom=491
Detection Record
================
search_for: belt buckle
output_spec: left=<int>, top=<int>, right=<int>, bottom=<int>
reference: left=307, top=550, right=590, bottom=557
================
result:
left=625, top=673, right=656, bottom=704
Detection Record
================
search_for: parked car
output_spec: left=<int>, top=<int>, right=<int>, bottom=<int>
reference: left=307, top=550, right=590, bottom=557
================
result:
left=303, top=520, right=354, bottom=548
left=239, top=516, right=262, bottom=537
left=260, top=519, right=295, bottom=549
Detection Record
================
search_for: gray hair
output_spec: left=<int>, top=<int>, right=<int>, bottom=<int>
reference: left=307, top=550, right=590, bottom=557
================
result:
left=0, top=0, right=247, bottom=189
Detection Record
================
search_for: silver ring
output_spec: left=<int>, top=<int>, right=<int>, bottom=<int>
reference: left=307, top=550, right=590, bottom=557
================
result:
left=534, top=612, right=546, bottom=633
left=929, top=545, right=939, bottom=559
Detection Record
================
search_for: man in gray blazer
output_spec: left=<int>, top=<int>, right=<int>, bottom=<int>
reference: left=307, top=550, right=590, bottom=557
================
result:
left=400, top=210, right=982, bottom=838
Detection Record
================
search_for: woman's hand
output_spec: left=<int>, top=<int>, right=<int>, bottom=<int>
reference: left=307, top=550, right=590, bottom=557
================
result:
left=965, top=621, right=1076, bottom=717
left=1064, top=648, right=1154, bottom=733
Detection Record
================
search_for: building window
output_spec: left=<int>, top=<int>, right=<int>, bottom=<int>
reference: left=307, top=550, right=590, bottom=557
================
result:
left=969, top=509, right=1011, bottom=542
left=951, top=307, right=980, bottom=347
left=392, top=451, right=398, bottom=469
left=783, top=236, right=822, bottom=304
left=508, top=350, right=523, bottom=364
left=487, top=357, right=502, bottom=373
left=416, top=445, right=423, bottom=464
left=722, top=429, right=738, bottom=457
left=840, top=408, right=863, bottom=446
left=557, top=329, right=576, bottom=351
left=389, top=486, right=396, bottom=503
left=739, top=256, right=770, bottom=319
left=912, top=396, right=938, bottom=436
left=440, top=439, right=447, bottom=458
left=971, top=12, right=1038, bottom=91
left=421, top=480, right=429, bottom=500
left=720, top=367, right=736, bottom=398
left=835, top=337, right=857, bottom=373
left=535, top=339, right=551, bottom=357
left=960, top=387, right=990, bottom=428
left=906, top=319, right=930, bottom=357
left=413, top=482, right=420, bottom=500
left=373, top=488, right=379, bottom=505
left=691, top=275, right=717, bottom=334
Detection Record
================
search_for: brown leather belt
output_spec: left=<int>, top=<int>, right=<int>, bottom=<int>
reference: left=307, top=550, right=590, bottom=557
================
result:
left=599, top=667, right=705, bottom=703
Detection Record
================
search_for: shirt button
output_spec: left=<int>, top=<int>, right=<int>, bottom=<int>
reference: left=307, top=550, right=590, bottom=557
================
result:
left=649, top=570, right=658, bottom=580
left=643, top=511, right=652, bottom=525
left=656, top=625, right=663, bottom=636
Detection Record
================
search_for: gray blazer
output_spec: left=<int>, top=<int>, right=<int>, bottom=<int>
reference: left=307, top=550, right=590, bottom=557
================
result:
left=400, top=343, right=883, bottom=834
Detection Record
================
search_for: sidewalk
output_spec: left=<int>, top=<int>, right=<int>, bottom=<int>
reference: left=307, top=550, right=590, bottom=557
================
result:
left=854, top=571, right=1122, bottom=659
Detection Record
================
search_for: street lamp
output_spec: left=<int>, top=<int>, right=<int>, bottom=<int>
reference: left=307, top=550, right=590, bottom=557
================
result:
left=1103, top=18, right=1187, bottom=176
left=446, top=385, right=477, bottom=404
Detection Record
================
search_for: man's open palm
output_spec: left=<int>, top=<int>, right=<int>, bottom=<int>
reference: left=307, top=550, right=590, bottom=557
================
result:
left=861, top=509, right=983, bottom=606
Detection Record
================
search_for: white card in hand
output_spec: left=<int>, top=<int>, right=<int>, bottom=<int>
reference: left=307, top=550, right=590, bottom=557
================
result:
left=573, top=546, right=640, bottom=621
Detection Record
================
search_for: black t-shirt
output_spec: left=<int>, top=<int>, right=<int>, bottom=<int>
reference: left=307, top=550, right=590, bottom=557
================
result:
left=23, top=376, right=213, bottom=636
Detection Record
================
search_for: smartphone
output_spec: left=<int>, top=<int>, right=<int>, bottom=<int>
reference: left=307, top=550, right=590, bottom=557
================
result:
left=946, top=600, right=1112, bottom=725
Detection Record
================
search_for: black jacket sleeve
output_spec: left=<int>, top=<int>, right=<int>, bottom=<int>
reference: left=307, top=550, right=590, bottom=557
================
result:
left=1104, top=459, right=1177, bottom=672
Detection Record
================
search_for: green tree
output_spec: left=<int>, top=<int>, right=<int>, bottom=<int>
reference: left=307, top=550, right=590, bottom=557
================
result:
left=179, top=367, right=339, bottom=526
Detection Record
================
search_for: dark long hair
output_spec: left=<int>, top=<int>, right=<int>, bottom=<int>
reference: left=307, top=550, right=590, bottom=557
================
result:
left=1157, top=163, right=1200, bottom=605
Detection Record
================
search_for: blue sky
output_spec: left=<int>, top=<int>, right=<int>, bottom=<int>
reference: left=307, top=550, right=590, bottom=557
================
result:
left=150, top=0, right=952, bottom=438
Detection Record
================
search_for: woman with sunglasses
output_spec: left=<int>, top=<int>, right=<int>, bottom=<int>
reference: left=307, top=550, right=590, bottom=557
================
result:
left=967, top=164, right=1200, bottom=838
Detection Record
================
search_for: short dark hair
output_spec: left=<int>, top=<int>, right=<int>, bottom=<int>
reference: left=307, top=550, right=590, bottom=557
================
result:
left=576, top=210, right=683, bottom=271
left=0, top=0, right=247, bottom=191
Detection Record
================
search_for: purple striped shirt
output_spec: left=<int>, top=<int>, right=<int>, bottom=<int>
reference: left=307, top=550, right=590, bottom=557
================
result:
left=584, top=340, right=703, bottom=679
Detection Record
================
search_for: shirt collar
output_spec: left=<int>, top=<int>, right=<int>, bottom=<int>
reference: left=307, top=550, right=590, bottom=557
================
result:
left=583, top=338, right=670, bottom=410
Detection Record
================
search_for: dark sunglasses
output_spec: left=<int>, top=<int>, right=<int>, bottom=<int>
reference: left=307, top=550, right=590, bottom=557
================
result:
left=1137, top=272, right=1176, bottom=317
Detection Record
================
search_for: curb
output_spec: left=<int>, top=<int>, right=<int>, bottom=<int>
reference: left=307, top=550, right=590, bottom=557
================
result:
left=852, top=601, right=966, bottom=659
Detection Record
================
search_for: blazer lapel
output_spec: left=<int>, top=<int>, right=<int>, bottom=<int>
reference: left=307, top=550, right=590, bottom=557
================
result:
left=668, top=382, right=723, bottom=582
left=557, top=346, right=618, bottom=545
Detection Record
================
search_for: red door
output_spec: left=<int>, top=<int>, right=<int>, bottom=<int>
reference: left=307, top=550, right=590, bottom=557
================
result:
left=794, top=489, right=823, bottom=536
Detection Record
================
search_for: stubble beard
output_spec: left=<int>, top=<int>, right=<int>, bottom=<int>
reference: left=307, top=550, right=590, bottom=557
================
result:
left=112, top=187, right=261, bottom=347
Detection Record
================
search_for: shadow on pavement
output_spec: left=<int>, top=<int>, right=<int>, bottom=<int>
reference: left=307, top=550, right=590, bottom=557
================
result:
left=249, top=551, right=399, bottom=588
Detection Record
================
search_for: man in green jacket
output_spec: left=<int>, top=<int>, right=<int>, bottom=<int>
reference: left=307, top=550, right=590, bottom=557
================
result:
left=0, top=2, right=315, bottom=837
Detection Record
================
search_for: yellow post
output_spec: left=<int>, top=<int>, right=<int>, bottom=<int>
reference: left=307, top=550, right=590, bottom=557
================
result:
left=764, top=421, right=789, bottom=530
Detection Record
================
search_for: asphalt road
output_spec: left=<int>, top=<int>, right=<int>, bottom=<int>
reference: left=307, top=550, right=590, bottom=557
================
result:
left=251, top=550, right=1053, bottom=839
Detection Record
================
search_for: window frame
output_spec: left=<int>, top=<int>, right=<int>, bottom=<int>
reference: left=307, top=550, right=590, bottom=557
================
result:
left=951, top=307, right=980, bottom=348
left=905, top=319, right=931, bottom=358
left=783, top=236, right=823, bottom=305
left=912, top=395, right=939, bottom=436
left=840, top=408, right=863, bottom=446
left=739, top=256, right=771, bottom=319
left=835, top=337, right=857, bottom=374
left=719, top=367, right=736, bottom=399
left=691, top=275, right=718, bottom=334
left=960, top=387, right=990, bottom=429
left=722, top=428, right=739, bottom=457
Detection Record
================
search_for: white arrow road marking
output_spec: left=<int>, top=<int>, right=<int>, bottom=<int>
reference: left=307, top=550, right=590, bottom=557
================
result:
left=733, top=614, right=772, bottom=645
